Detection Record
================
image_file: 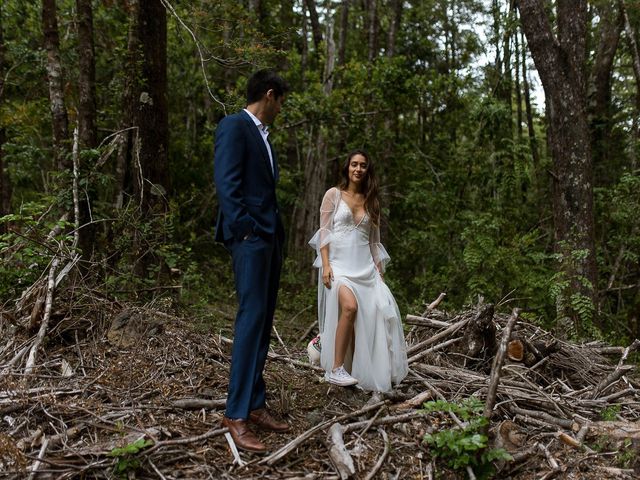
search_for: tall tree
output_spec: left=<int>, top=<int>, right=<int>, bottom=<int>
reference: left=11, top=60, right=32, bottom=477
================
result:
left=76, top=0, right=97, bottom=149
left=621, top=0, right=640, bottom=171
left=304, top=0, right=323, bottom=52
left=338, top=0, right=350, bottom=65
left=132, top=0, right=169, bottom=213
left=588, top=3, right=622, bottom=175
left=115, top=0, right=140, bottom=209
left=514, top=18, right=523, bottom=140
left=367, top=0, right=378, bottom=61
left=621, top=0, right=640, bottom=130
left=289, top=17, right=336, bottom=272
left=520, top=28, right=540, bottom=184
left=116, top=0, right=169, bottom=213
left=76, top=0, right=98, bottom=260
left=387, top=0, right=403, bottom=57
left=0, top=5, right=9, bottom=234
left=42, top=0, right=70, bottom=169
left=518, top=0, right=598, bottom=335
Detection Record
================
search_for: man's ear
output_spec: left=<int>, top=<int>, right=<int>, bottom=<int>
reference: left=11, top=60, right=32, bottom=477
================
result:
left=265, top=88, right=275, bottom=100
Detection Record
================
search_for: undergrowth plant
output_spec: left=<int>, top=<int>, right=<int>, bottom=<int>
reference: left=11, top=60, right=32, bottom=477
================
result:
left=422, top=398, right=512, bottom=479
left=108, top=438, right=153, bottom=477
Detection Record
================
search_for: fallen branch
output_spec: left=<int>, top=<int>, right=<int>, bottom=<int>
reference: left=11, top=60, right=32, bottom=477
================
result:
left=25, top=257, right=61, bottom=375
left=261, top=400, right=388, bottom=466
left=326, top=423, right=355, bottom=479
left=170, top=398, right=226, bottom=410
left=363, top=428, right=389, bottom=480
left=483, top=308, right=519, bottom=422
left=405, top=315, right=451, bottom=328
left=408, top=337, right=462, bottom=364
left=27, top=436, right=49, bottom=480
left=406, top=317, right=468, bottom=356
left=509, top=406, right=575, bottom=430
left=343, top=411, right=428, bottom=433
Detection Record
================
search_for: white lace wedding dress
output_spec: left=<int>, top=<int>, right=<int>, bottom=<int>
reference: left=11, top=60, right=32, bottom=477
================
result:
left=309, top=187, right=408, bottom=392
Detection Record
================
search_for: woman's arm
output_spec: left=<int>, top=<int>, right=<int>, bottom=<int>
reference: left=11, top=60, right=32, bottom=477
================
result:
left=320, top=245, right=333, bottom=288
left=369, top=215, right=390, bottom=276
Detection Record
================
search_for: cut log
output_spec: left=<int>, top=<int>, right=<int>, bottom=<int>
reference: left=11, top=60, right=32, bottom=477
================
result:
left=326, top=423, right=355, bottom=479
left=459, top=304, right=496, bottom=360
left=507, top=339, right=524, bottom=361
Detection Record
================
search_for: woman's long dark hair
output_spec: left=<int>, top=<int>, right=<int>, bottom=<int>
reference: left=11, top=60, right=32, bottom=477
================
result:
left=337, top=150, right=381, bottom=225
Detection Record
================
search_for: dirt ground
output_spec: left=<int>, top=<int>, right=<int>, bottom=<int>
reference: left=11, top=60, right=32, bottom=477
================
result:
left=0, top=301, right=638, bottom=479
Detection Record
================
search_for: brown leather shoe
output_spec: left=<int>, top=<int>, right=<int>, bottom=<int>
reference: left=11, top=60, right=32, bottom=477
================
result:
left=249, top=408, right=290, bottom=433
left=221, top=417, right=266, bottom=453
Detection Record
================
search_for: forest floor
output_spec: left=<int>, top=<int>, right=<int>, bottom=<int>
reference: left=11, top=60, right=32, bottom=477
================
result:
left=1, top=296, right=639, bottom=479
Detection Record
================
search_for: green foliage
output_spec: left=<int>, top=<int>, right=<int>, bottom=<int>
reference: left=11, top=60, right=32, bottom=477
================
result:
left=1, top=0, right=639, bottom=343
left=108, top=438, right=153, bottom=476
left=423, top=398, right=512, bottom=479
left=0, top=201, right=69, bottom=300
left=600, top=404, right=621, bottom=421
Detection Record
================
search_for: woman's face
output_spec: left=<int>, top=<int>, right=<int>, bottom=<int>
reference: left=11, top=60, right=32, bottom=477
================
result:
left=347, top=154, right=368, bottom=187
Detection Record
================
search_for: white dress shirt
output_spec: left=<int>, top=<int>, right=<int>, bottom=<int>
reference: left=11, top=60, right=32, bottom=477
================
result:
left=244, top=108, right=274, bottom=174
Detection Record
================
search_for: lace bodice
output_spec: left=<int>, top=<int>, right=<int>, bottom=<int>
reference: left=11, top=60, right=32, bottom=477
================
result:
left=308, top=187, right=390, bottom=271
left=333, top=198, right=370, bottom=237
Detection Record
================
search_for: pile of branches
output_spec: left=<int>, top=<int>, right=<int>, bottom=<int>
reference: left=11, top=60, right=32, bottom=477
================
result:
left=404, top=297, right=640, bottom=478
left=1, top=285, right=640, bottom=479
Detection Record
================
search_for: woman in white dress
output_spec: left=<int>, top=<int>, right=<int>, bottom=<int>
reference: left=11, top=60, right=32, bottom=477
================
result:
left=309, top=150, right=408, bottom=392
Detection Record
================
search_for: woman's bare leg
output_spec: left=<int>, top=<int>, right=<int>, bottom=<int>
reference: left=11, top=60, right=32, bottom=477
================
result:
left=333, top=285, right=357, bottom=370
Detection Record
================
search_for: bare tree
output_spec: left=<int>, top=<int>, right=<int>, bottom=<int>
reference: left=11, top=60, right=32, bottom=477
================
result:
left=42, top=0, right=70, bottom=169
left=518, top=0, right=598, bottom=335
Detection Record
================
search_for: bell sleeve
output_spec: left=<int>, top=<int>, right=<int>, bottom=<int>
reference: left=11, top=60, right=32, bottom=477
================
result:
left=369, top=217, right=391, bottom=272
left=308, top=188, right=339, bottom=268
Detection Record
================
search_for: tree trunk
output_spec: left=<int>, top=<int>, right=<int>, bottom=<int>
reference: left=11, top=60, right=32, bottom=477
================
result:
left=133, top=0, right=169, bottom=213
left=75, top=0, right=98, bottom=261
left=621, top=0, right=640, bottom=170
left=42, top=0, right=70, bottom=170
left=290, top=18, right=336, bottom=275
left=518, top=0, right=598, bottom=336
left=76, top=0, right=97, bottom=149
left=499, top=0, right=516, bottom=138
left=301, top=2, right=309, bottom=85
left=520, top=28, right=539, bottom=174
left=386, top=0, right=402, bottom=57
left=115, top=0, right=140, bottom=209
left=621, top=0, right=640, bottom=112
left=367, top=0, right=378, bottom=62
left=338, top=0, right=349, bottom=66
left=0, top=6, right=9, bottom=234
left=304, top=0, right=323, bottom=52
left=514, top=17, right=523, bottom=140
left=588, top=3, right=622, bottom=177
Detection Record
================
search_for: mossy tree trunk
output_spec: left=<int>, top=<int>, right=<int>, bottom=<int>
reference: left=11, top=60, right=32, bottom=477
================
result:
left=518, top=0, right=598, bottom=336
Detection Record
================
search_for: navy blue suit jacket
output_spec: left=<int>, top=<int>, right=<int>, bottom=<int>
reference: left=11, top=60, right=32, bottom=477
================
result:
left=214, top=110, right=284, bottom=245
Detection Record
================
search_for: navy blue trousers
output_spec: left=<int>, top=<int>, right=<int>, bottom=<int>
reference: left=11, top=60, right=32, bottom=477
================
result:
left=225, top=234, right=282, bottom=420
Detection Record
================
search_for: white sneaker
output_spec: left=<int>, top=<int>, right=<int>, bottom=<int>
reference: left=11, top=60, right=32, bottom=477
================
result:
left=325, top=365, right=358, bottom=386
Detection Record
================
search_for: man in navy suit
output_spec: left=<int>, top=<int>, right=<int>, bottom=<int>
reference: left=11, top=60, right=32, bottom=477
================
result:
left=214, top=70, right=290, bottom=453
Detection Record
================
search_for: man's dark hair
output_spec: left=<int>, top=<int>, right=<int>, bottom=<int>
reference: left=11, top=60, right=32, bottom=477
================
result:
left=246, top=69, right=289, bottom=104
